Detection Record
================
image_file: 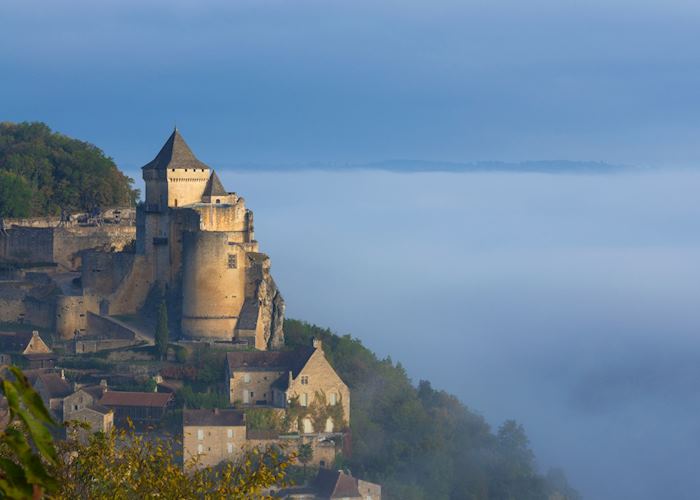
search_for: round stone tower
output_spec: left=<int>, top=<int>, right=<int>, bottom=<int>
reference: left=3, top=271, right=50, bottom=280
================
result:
left=181, top=231, right=247, bottom=340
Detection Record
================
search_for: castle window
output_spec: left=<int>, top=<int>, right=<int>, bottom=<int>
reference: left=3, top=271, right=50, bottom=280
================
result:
left=227, top=429, right=233, bottom=438
left=197, top=429, right=204, bottom=440
left=197, top=444, right=203, bottom=454
left=216, top=199, right=221, bottom=204
left=243, top=373, right=250, bottom=383
left=228, top=254, right=237, bottom=269
left=329, top=393, right=337, bottom=406
left=227, top=443, right=233, bottom=454
left=300, top=393, right=308, bottom=406
left=301, top=376, right=309, bottom=385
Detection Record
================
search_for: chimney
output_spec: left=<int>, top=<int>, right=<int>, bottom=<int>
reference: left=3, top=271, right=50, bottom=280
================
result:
left=312, top=338, right=322, bottom=350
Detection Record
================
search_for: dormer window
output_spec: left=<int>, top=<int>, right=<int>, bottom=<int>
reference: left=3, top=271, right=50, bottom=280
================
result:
left=215, top=199, right=221, bottom=204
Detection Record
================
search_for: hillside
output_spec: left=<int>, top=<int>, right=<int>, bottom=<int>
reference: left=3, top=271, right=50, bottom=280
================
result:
left=0, top=122, right=138, bottom=217
left=285, top=319, right=580, bottom=500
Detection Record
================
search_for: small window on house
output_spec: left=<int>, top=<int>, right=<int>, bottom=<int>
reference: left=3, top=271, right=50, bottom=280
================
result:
left=228, top=254, right=237, bottom=269
left=329, top=393, right=337, bottom=406
left=197, top=444, right=203, bottom=454
left=301, top=376, right=309, bottom=385
left=216, top=199, right=221, bottom=204
left=250, top=391, right=254, bottom=398
left=174, top=199, right=178, bottom=207
left=243, top=373, right=251, bottom=383
left=227, top=429, right=233, bottom=438
left=300, top=393, right=308, bottom=407
left=227, top=443, right=233, bottom=454
left=197, top=429, right=204, bottom=440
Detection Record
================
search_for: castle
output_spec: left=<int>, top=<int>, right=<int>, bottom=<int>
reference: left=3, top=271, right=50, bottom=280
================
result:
left=0, top=129, right=285, bottom=350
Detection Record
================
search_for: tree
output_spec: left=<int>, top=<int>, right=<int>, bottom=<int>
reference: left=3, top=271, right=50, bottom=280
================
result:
left=57, top=426, right=293, bottom=499
left=297, top=443, right=313, bottom=479
left=155, top=299, right=169, bottom=360
left=0, top=122, right=138, bottom=216
left=0, top=171, right=32, bottom=218
left=0, top=366, right=59, bottom=498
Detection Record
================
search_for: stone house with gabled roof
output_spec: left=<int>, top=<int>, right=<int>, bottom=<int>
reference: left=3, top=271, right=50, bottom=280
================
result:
left=277, top=468, right=382, bottom=500
left=34, top=371, right=72, bottom=418
left=182, top=408, right=247, bottom=467
left=0, top=330, right=56, bottom=369
left=226, top=339, right=350, bottom=434
left=63, top=383, right=107, bottom=421
left=63, top=383, right=113, bottom=438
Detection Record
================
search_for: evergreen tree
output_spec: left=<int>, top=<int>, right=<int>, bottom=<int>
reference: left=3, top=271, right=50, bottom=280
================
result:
left=297, top=443, right=313, bottom=479
left=155, top=300, right=169, bottom=360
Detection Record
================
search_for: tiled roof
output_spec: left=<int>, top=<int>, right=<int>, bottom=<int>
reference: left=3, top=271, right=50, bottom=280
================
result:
left=36, top=373, right=72, bottom=399
left=226, top=347, right=315, bottom=377
left=313, top=469, right=361, bottom=499
left=141, top=129, right=210, bottom=171
left=203, top=170, right=228, bottom=197
left=79, top=385, right=107, bottom=400
left=76, top=404, right=112, bottom=416
left=183, top=408, right=245, bottom=427
left=99, top=391, right=173, bottom=408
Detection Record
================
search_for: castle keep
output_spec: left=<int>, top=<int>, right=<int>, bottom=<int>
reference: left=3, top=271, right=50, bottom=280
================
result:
left=0, top=129, right=285, bottom=350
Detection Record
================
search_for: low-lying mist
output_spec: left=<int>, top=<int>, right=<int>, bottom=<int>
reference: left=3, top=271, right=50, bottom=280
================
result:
left=207, top=168, right=700, bottom=499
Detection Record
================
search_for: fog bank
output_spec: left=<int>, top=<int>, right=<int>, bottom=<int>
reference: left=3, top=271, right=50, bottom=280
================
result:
left=210, top=169, right=700, bottom=499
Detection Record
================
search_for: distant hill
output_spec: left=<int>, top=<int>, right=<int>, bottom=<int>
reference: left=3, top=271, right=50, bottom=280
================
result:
left=0, top=122, right=138, bottom=217
left=285, top=319, right=581, bottom=500
left=213, top=158, right=634, bottom=174
left=361, top=159, right=633, bottom=174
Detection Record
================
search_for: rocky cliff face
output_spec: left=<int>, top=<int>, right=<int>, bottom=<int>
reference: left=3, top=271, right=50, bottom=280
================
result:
left=244, top=252, right=285, bottom=350
left=256, top=265, right=285, bottom=350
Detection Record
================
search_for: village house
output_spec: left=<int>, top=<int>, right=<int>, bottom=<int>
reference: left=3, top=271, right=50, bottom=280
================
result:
left=0, top=330, right=56, bottom=369
left=182, top=408, right=247, bottom=467
left=277, top=468, right=382, bottom=500
left=226, top=339, right=350, bottom=435
left=99, top=390, right=173, bottom=427
left=34, top=371, right=72, bottom=418
left=62, top=382, right=113, bottom=436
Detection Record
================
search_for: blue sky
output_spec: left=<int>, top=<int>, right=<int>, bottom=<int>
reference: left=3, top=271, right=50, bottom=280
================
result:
left=3, top=0, right=700, bottom=169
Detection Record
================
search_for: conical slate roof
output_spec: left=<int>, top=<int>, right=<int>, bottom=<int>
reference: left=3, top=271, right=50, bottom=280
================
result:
left=142, top=129, right=210, bottom=171
left=203, top=170, right=228, bottom=197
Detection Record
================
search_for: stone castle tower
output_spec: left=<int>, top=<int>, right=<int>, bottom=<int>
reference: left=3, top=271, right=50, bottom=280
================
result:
left=136, top=129, right=285, bottom=349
